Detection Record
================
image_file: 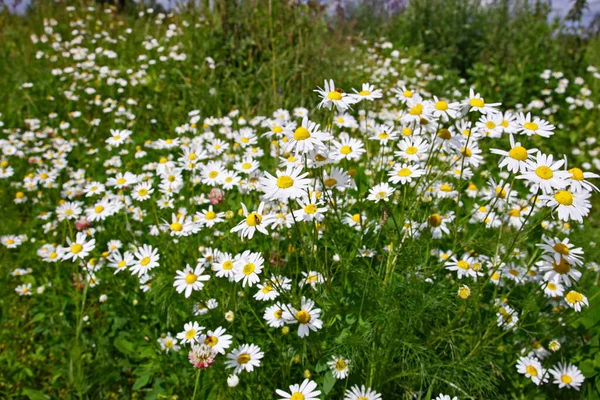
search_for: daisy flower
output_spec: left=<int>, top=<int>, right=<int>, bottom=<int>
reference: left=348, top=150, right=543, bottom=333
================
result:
left=284, top=116, right=332, bottom=155
left=322, top=167, right=354, bottom=191
left=276, top=379, right=321, bottom=400
left=435, top=395, right=459, bottom=400
left=388, top=163, right=424, bottom=185
left=199, top=326, right=232, bottom=354
left=157, top=333, right=180, bottom=353
left=282, top=297, right=323, bottom=338
left=428, top=96, right=461, bottom=121
left=396, top=137, right=429, bottom=162
left=328, top=355, right=350, bottom=379
left=176, top=321, right=204, bottom=344
left=540, top=188, right=591, bottom=223
left=132, top=181, right=154, bottom=201
left=567, top=167, right=599, bottom=192
left=108, top=250, right=134, bottom=274
left=564, top=290, right=589, bottom=312
left=105, top=128, right=131, bottom=146
left=195, top=205, right=225, bottom=228
left=350, top=82, right=383, bottom=102
left=344, top=384, right=382, bottom=400
left=225, top=344, right=264, bottom=374
left=315, top=79, right=354, bottom=111
left=131, top=244, right=160, bottom=277
left=516, top=356, right=548, bottom=385
left=445, top=254, right=483, bottom=280
left=330, top=137, right=366, bottom=161
left=212, top=252, right=236, bottom=280
left=517, top=153, right=570, bottom=194
left=260, top=165, right=311, bottom=201
left=465, top=88, right=501, bottom=115
left=173, top=264, right=210, bottom=298
left=367, top=182, right=395, bottom=203
left=264, top=302, right=286, bottom=328
left=490, top=134, right=537, bottom=173
left=15, top=283, right=33, bottom=296
left=293, top=192, right=328, bottom=222
left=234, top=250, right=264, bottom=287
left=516, top=112, right=555, bottom=138
left=230, top=202, right=274, bottom=240
left=62, top=232, right=95, bottom=261
left=548, top=362, right=585, bottom=390
left=536, top=236, right=584, bottom=266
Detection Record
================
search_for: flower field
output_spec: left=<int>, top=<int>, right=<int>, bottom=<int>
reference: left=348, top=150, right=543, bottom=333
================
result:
left=1, top=1, right=599, bottom=399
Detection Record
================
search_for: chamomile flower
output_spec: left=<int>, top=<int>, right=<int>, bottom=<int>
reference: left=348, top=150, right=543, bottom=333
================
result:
left=176, top=321, right=204, bottom=344
left=465, top=88, right=501, bottom=115
left=351, top=83, right=382, bottom=102
left=566, top=167, right=599, bottom=192
left=315, top=79, right=354, bottom=111
left=548, top=362, right=585, bottom=390
left=331, top=137, right=366, bottom=161
left=63, top=232, right=95, bottom=261
left=131, top=244, right=160, bottom=277
left=518, top=153, right=570, bottom=194
left=284, top=116, right=332, bottom=155
left=293, top=192, right=328, bottom=222
left=388, top=163, right=424, bottom=185
left=490, top=134, right=537, bottom=173
left=230, top=202, right=274, bottom=240
left=344, top=385, right=382, bottom=400
left=212, top=252, right=236, bottom=280
left=564, top=290, right=589, bottom=312
left=132, top=181, right=154, bottom=201
left=264, top=302, right=286, bottom=328
left=282, top=297, right=323, bottom=338
left=234, top=250, right=264, bottom=287
left=15, top=283, right=33, bottom=296
left=540, top=188, right=591, bottom=223
left=260, top=165, right=311, bottom=201
left=367, top=182, right=395, bottom=202
left=396, top=137, right=429, bottom=162
left=516, top=356, right=548, bottom=385
left=173, top=264, right=210, bottom=298
left=328, top=356, right=350, bottom=379
left=276, top=379, right=321, bottom=400
left=195, top=205, right=225, bottom=228
left=517, top=112, right=555, bottom=138
left=537, top=236, right=584, bottom=266
left=445, top=254, right=482, bottom=280
left=225, top=344, right=264, bottom=374
left=157, top=333, right=180, bottom=353
left=199, top=326, right=232, bottom=354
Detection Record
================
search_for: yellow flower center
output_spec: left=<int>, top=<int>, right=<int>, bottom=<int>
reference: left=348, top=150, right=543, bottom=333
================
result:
left=222, top=260, right=233, bottom=270
left=327, top=91, right=342, bottom=101
left=461, top=147, right=472, bottom=157
left=397, top=168, right=412, bottom=177
left=237, top=353, right=251, bottom=364
left=71, top=244, right=83, bottom=254
left=508, top=209, right=521, bottom=217
left=296, top=310, right=311, bottom=324
left=117, top=178, right=126, bottom=185
left=304, top=204, right=317, bottom=214
left=204, top=335, right=218, bottom=347
left=277, top=175, right=294, bottom=189
left=185, top=273, right=197, bottom=284
left=243, top=263, right=255, bottom=275
left=359, top=90, right=371, bottom=96
left=405, top=146, right=418, bottom=155
left=261, top=285, right=273, bottom=293
left=554, top=190, right=573, bottom=206
left=118, top=260, right=127, bottom=268
left=457, top=260, right=470, bottom=270
left=208, top=171, right=219, bottom=179
left=324, top=178, right=337, bottom=187
left=273, top=126, right=283, bottom=133
left=561, top=374, right=572, bottom=384
left=340, top=145, right=352, bottom=155
left=242, top=163, right=252, bottom=170
left=565, top=291, right=583, bottom=304
left=552, top=257, right=571, bottom=274
left=495, top=187, right=507, bottom=198
left=437, top=129, right=451, bottom=140
left=185, top=329, right=196, bottom=339
left=469, top=98, right=485, bottom=108
left=351, top=213, right=361, bottom=224
left=409, top=104, right=423, bottom=116
left=378, top=132, right=389, bottom=139
left=137, top=188, right=148, bottom=197
left=335, top=359, right=347, bottom=370
left=402, top=127, right=412, bottom=136
left=403, top=90, right=413, bottom=98
left=526, top=365, right=538, bottom=377
left=485, top=121, right=496, bottom=129
left=140, top=257, right=151, bottom=266
left=290, top=393, right=305, bottom=400
left=508, top=146, right=528, bottom=161
left=435, top=101, right=448, bottom=111
left=94, top=205, right=105, bottom=213
left=205, top=211, right=217, bottom=220
left=294, top=127, right=311, bottom=141
left=524, top=122, right=539, bottom=131
left=535, top=166, right=553, bottom=180
left=170, top=222, right=183, bottom=232
left=553, top=243, right=570, bottom=255
left=568, top=167, right=584, bottom=181
left=440, top=184, right=452, bottom=192
left=246, top=212, right=262, bottom=226
left=428, top=214, right=442, bottom=227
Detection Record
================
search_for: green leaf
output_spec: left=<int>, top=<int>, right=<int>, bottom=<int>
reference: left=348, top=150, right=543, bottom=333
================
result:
left=322, top=371, right=336, bottom=394
left=22, top=388, right=50, bottom=400
left=114, top=335, right=135, bottom=356
left=133, top=373, right=152, bottom=391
